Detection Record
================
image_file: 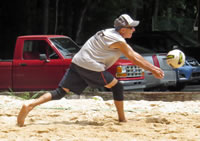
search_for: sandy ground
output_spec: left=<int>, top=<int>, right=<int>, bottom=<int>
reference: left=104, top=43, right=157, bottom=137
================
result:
left=1, top=95, right=200, bottom=141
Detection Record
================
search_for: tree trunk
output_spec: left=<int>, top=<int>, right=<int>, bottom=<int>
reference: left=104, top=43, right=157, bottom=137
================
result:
left=75, top=0, right=92, bottom=42
left=43, top=0, right=49, bottom=34
left=55, top=0, right=60, bottom=34
left=152, top=0, right=159, bottom=31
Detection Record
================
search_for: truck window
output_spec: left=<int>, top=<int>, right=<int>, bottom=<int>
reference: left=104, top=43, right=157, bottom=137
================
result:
left=50, top=37, right=80, bottom=58
left=23, top=40, right=59, bottom=60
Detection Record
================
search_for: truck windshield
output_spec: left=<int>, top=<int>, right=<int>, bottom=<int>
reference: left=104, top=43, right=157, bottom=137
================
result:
left=50, top=37, right=80, bottom=58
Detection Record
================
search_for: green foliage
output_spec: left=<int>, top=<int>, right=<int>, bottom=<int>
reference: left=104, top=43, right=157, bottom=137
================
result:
left=159, top=0, right=197, bottom=18
left=20, top=92, right=31, bottom=100
left=7, top=89, right=44, bottom=100
left=67, top=91, right=74, bottom=96
left=8, top=88, right=15, bottom=97
left=0, top=0, right=198, bottom=59
left=21, top=91, right=45, bottom=100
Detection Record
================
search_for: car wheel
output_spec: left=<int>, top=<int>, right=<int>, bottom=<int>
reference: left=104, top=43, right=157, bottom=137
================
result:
left=144, top=86, right=168, bottom=91
left=168, top=83, right=186, bottom=91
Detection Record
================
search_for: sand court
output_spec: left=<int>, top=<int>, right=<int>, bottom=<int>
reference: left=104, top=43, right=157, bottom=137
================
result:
left=1, top=95, right=200, bottom=141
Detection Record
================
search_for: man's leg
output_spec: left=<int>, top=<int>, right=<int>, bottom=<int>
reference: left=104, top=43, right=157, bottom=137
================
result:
left=17, top=92, right=52, bottom=127
left=105, top=78, right=126, bottom=122
left=114, top=100, right=126, bottom=122
left=17, top=87, right=70, bottom=127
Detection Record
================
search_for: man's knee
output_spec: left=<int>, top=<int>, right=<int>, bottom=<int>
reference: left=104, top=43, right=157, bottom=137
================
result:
left=105, top=78, right=118, bottom=88
left=111, top=81, right=124, bottom=101
left=50, top=87, right=68, bottom=100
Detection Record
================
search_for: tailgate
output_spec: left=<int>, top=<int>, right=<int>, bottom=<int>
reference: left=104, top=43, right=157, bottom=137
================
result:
left=0, top=61, right=12, bottom=90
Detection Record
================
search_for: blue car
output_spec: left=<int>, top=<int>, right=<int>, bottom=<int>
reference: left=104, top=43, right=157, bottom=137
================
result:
left=169, top=56, right=200, bottom=91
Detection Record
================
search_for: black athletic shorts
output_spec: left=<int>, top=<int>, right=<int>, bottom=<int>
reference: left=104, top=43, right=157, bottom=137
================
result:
left=58, top=63, right=114, bottom=94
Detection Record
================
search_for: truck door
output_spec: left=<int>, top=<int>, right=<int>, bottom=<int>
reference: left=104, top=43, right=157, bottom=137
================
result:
left=13, top=40, right=68, bottom=91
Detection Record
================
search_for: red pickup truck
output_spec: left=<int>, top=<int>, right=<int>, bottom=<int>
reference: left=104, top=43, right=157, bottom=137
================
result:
left=0, top=35, right=145, bottom=91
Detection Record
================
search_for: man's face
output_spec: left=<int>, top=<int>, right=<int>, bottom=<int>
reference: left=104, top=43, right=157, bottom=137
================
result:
left=120, top=27, right=135, bottom=38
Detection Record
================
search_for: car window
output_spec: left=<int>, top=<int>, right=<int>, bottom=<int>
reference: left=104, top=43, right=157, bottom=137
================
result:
left=132, top=45, right=155, bottom=53
left=130, top=33, right=178, bottom=53
left=168, top=32, right=200, bottom=48
left=128, top=36, right=155, bottom=50
left=152, top=35, right=177, bottom=52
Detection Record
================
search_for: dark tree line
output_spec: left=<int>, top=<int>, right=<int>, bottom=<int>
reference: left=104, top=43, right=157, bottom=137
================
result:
left=0, top=0, right=198, bottom=59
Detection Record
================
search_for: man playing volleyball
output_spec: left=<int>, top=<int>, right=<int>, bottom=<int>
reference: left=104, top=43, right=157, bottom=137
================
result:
left=17, top=14, right=164, bottom=127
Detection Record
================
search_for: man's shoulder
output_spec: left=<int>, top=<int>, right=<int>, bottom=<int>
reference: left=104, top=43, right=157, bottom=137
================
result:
left=103, top=28, right=125, bottom=42
left=103, top=28, right=117, bottom=34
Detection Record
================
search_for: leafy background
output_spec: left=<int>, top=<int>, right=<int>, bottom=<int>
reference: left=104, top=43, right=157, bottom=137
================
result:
left=0, top=0, right=198, bottom=59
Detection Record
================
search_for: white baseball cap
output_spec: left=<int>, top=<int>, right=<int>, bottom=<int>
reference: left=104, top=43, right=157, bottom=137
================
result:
left=114, top=14, right=140, bottom=29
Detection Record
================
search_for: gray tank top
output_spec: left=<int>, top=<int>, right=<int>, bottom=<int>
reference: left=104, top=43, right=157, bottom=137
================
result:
left=72, top=28, right=126, bottom=72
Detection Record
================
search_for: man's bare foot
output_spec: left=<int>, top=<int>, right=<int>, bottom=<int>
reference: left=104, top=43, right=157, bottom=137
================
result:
left=17, top=104, right=32, bottom=127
